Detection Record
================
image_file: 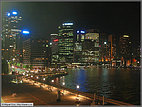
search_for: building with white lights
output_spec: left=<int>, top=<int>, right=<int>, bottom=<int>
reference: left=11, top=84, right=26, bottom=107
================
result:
left=119, top=34, right=132, bottom=67
left=58, top=22, right=74, bottom=64
left=2, top=11, right=22, bottom=62
left=82, top=29, right=100, bottom=64
left=23, top=37, right=49, bottom=69
left=50, top=34, right=59, bottom=65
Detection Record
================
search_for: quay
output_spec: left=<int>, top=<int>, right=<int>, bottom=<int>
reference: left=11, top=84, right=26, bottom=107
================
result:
left=21, top=77, right=133, bottom=106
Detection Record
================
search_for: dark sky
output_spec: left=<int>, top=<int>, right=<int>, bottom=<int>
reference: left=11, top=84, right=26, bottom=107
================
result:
left=2, top=2, right=140, bottom=42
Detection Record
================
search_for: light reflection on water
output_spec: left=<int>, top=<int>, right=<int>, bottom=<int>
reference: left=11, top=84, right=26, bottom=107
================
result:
left=58, top=67, right=140, bottom=105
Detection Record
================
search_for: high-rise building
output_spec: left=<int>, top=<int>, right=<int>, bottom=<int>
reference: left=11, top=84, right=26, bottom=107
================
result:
left=81, top=29, right=100, bottom=64
left=99, top=33, right=112, bottom=64
left=58, top=22, right=74, bottom=64
left=50, top=34, right=59, bottom=64
left=74, top=30, right=85, bottom=63
left=23, top=37, right=49, bottom=69
left=76, top=30, right=86, bottom=42
left=119, top=34, right=132, bottom=66
left=2, top=11, right=22, bottom=62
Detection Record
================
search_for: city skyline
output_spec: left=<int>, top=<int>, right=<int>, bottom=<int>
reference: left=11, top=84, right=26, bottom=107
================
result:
left=1, top=1, right=141, bottom=106
left=2, top=2, right=140, bottom=42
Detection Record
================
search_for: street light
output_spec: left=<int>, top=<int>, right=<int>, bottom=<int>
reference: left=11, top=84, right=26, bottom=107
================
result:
left=43, top=78, right=45, bottom=81
left=62, top=82, right=65, bottom=95
left=77, top=85, right=79, bottom=89
left=104, top=42, right=107, bottom=44
left=51, top=80, right=54, bottom=83
left=76, top=85, right=80, bottom=97
left=62, top=82, right=65, bottom=86
left=76, top=85, right=80, bottom=106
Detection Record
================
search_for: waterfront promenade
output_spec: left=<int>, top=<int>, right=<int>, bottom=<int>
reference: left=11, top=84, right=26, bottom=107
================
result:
left=2, top=75, right=92, bottom=105
left=2, top=74, right=133, bottom=106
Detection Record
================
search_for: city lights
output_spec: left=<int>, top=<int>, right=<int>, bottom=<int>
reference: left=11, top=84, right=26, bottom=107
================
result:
left=2, top=4, right=140, bottom=106
left=51, top=80, right=54, bottom=83
left=7, top=12, right=10, bottom=16
left=12, top=11, right=18, bottom=15
left=62, top=82, right=65, bottom=86
left=22, top=30, right=30, bottom=35
left=104, top=42, right=107, bottom=44
left=80, top=30, right=85, bottom=34
left=62, top=23, right=73, bottom=26
left=123, top=35, right=129, bottom=38
left=77, top=85, right=79, bottom=89
left=77, top=30, right=85, bottom=34
left=53, top=39, right=59, bottom=42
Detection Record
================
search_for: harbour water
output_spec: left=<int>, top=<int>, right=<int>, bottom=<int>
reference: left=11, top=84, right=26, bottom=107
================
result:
left=55, top=67, right=140, bottom=105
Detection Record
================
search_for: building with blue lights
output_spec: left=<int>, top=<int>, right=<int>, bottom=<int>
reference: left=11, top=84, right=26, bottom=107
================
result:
left=2, top=11, right=22, bottom=62
left=74, top=29, right=100, bottom=65
left=74, top=30, right=86, bottom=63
left=76, top=30, right=86, bottom=42
left=82, top=29, right=100, bottom=64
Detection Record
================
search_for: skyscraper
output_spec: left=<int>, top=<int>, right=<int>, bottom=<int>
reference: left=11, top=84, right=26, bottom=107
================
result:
left=119, top=34, right=132, bottom=66
left=50, top=34, right=59, bottom=65
left=2, top=11, right=22, bottom=62
left=58, top=22, right=74, bottom=64
left=76, top=30, right=86, bottom=42
left=74, top=30, right=85, bottom=63
left=23, top=36, right=49, bottom=69
left=81, top=29, right=100, bottom=64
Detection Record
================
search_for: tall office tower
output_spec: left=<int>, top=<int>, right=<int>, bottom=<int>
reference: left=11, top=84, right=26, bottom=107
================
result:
left=74, top=30, right=85, bottom=63
left=81, top=29, right=100, bottom=65
left=99, top=33, right=110, bottom=63
left=119, top=35, right=132, bottom=66
left=76, top=30, right=86, bottom=42
left=2, top=11, right=22, bottom=62
left=23, top=37, right=49, bottom=69
left=58, top=22, right=74, bottom=64
left=50, top=34, right=59, bottom=65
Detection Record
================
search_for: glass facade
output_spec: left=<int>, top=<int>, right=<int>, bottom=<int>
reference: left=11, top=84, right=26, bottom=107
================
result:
left=2, top=11, right=22, bottom=62
left=58, top=22, right=74, bottom=63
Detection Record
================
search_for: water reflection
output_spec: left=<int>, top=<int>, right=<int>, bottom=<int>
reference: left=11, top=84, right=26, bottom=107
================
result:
left=59, top=67, right=140, bottom=105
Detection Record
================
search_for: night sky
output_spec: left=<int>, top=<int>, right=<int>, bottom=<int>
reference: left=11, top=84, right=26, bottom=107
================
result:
left=2, top=2, right=140, bottom=42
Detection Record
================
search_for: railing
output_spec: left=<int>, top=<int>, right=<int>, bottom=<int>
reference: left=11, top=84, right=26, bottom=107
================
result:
left=22, top=78, right=133, bottom=106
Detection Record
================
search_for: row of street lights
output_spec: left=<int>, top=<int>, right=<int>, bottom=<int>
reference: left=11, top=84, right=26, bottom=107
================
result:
left=23, top=71, right=81, bottom=104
